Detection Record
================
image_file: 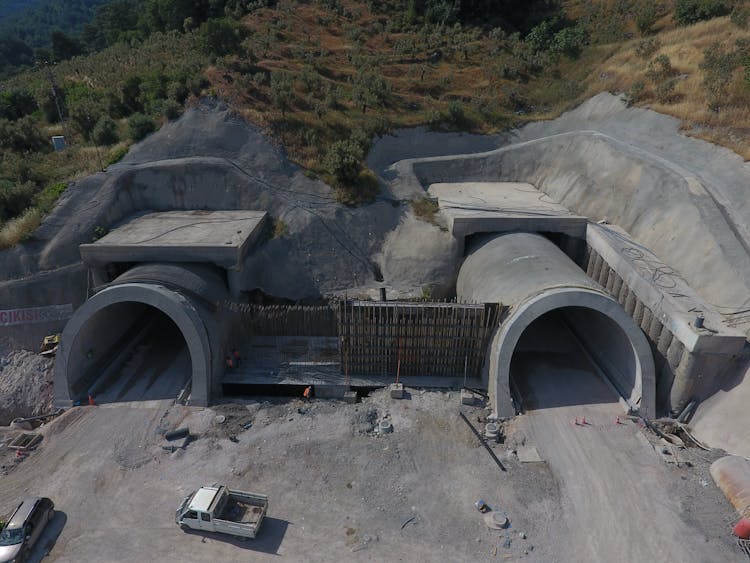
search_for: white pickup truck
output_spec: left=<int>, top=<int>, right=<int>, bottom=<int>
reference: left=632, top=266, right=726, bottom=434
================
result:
left=175, top=485, right=268, bottom=539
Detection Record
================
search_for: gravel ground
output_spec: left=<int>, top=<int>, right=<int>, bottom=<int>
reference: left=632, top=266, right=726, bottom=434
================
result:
left=0, top=387, right=741, bottom=562
left=0, top=339, right=54, bottom=425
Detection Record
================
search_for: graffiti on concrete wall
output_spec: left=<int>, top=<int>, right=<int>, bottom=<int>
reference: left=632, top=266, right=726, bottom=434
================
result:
left=0, top=304, right=73, bottom=327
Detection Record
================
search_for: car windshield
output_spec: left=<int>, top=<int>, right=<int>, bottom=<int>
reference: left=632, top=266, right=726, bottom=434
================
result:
left=0, top=527, right=23, bottom=546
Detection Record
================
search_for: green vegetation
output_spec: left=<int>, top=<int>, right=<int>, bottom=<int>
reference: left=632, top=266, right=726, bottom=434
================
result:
left=272, top=218, right=288, bottom=238
left=411, top=197, right=440, bottom=225
left=0, top=0, right=749, bottom=247
left=674, top=0, right=730, bottom=25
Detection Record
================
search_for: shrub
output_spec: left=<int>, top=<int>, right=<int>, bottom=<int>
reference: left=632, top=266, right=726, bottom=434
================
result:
left=550, top=26, right=588, bottom=58
left=731, top=6, right=750, bottom=28
left=411, top=197, right=439, bottom=224
left=0, top=207, right=42, bottom=250
left=92, top=116, right=119, bottom=146
left=106, top=145, right=129, bottom=166
left=0, top=117, right=48, bottom=152
left=160, top=99, right=182, bottom=120
left=635, top=37, right=661, bottom=59
left=323, top=139, right=364, bottom=186
left=674, top=0, right=729, bottom=26
left=0, top=181, right=35, bottom=222
left=636, top=5, right=659, bottom=35
left=700, top=42, right=739, bottom=106
left=0, top=90, right=37, bottom=121
left=646, top=54, right=676, bottom=82
left=626, top=81, right=646, bottom=105
left=128, top=113, right=155, bottom=141
left=33, top=182, right=67, bottom=213
left=655, top=78, right=678, bottom=103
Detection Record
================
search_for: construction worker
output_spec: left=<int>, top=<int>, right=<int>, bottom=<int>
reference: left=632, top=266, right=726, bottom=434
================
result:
left=232, top=348, right=241, bottom=368
left=303, top=386, right=313, bottom=402
left=225, top=355, right=234, bottom=370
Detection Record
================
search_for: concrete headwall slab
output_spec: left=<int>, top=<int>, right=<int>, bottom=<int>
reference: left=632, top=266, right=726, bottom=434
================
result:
left=80, top=210, right=267, bottom=270
left=428, top=182, right=587, bottom=239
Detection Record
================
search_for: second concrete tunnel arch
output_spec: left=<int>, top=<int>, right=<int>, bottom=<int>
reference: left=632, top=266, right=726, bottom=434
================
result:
left=457, top=233, right=655, bottom=418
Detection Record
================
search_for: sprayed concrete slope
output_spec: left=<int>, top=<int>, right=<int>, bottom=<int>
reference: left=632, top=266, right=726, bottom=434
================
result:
left=377, top=93, right=750, bottom=457
left=1, top=94, right=749, bottom=455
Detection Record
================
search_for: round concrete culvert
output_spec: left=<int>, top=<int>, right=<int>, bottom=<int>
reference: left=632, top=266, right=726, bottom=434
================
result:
left=379, top=420, right=393, bottom=433
left=457, top=232, right=655, bottom=419
left=54, top=264, right=232, bottom=407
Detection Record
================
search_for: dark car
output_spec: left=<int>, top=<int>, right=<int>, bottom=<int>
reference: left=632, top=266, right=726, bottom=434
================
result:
left=0, top=497, right=54, bottom=563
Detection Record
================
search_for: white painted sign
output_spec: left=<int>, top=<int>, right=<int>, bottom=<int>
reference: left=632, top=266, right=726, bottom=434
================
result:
left=0, top=304, right=73, bottom=327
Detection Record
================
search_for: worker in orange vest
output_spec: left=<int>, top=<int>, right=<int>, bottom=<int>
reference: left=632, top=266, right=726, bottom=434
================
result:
left=303, top=386, right=312, bottom=402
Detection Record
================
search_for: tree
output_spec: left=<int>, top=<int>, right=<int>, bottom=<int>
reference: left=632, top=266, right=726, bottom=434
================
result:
left=92, top=116, right=119, bottom=146
left=636, top=5, right=659, bottom=35
left=128, top=113, right=155, bottom=141
left=323, top=139, right=364, bottom=186
left=50, top=30, right=83, bottom=62
left=350, top=70, right=390, bottom=113
left=674, top=0, right=729, bottom=26
left=196, top=18, right=246, bottom=56
left=121, top=76, right=144, bottom=115
left=0, top=117, right=48, bottom=152
left=270, top=72, right=295, bottom=115
left=0, top=90, right=37, bottom=121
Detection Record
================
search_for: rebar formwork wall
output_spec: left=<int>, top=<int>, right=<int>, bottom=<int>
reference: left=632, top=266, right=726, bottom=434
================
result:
left=337, top=301, right=500, bottom=379
left=229, top=303, right=338, bottom=336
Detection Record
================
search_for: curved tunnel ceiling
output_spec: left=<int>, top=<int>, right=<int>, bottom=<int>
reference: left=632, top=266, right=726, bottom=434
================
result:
left=457, top=232, right=655, bottom=418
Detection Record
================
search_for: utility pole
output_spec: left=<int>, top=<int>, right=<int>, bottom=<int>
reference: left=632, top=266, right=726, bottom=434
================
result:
left=40, top=60, right=71, bottom=143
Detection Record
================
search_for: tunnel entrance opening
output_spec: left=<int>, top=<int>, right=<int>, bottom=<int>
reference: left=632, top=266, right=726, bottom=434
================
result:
left=510, top=307, right=637, bottom=413
left=69, top=303, right=192, bottom=404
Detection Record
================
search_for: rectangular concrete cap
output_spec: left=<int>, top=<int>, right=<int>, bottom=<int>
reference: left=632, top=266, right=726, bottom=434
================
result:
left=461, top=389, right=475, bottom=405
left=80, top=210, right=267, bottom=269
left=428, top=182, right=587, bottom=238
left=390, top=383, right=404, bottom=399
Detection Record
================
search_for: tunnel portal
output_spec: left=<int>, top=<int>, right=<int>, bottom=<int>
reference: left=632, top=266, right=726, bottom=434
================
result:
left=457, top=232, right=656, bottom=418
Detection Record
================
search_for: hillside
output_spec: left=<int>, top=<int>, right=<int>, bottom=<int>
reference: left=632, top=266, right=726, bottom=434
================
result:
left=0, top=0, right=749, bottom=249
left=0, top=0, right=110, bottom=47
left=0, top=0, right=41, bottom=21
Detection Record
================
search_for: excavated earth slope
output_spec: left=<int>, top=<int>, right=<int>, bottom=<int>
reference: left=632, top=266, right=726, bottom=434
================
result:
left=1, top=94, right=749, bottom=457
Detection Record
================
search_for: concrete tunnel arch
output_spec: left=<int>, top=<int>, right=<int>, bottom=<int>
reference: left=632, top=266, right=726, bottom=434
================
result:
left=54, top=264, right=234, bottom=407
left=457, top=232, right=656, bottom=419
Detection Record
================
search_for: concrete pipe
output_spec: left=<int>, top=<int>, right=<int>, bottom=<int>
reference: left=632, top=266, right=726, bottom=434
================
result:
left=457, top=233, right=655, bottom=419
left=711, top=456, right=750, bottom=519
left=54, top=263, right=236, bottom=407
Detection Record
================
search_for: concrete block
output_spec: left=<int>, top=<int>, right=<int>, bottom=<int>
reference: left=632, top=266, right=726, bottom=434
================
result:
left=343, top=391, right=358, bottom=404
left=461, top=389, right=475, bottom=406
left=315, top=385, right=347, bottom=399
left=389, top=383, right=404, bottom=399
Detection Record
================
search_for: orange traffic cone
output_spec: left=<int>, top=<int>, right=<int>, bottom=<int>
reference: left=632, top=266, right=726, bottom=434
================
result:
left=88, top=394, right=96, bottom=406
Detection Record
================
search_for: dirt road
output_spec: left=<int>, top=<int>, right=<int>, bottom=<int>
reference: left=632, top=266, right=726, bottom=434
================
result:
left=516, top=355, right=740, bottom=562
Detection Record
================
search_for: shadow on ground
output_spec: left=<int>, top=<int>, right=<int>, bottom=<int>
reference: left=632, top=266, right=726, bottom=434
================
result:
left=181, top=517, right=289, bottom=555
left=28, top=510, right=67, bottom=563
